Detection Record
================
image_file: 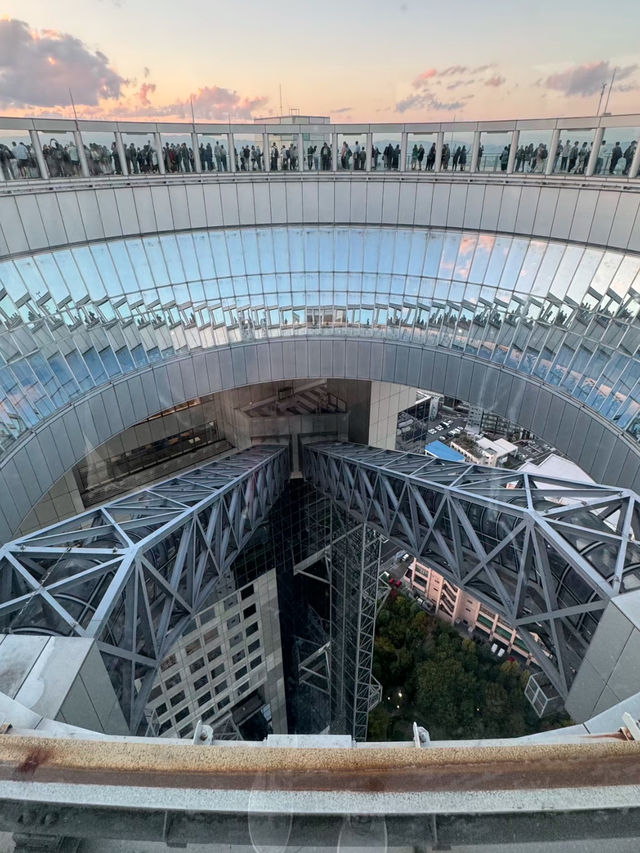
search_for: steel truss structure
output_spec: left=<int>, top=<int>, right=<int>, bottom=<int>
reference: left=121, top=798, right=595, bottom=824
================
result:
left=303, top=442, right=640, bottom=698
left=0, top=446, right=288, bottom=731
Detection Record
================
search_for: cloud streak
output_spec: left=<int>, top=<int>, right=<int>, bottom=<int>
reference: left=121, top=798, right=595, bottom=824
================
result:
left=540, top=61, right=638, bottom=96
left=396, top=91, right=469, bottom=113
left=0, top=18, right=126, bottom=108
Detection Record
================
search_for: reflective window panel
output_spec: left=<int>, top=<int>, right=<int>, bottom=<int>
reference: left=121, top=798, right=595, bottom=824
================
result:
left=197, top=133, right=229, bottom=172
left=0, top=128, right=42, bottom=180
left=478, top=130, right=512, bottom=173
left=121, top=133, right=160, bottom=174
left=301, top=132, right=329, bottom=171
left=516, top=129, right=554, bottom=174
left=37, top=131, right=82, bottom=178
left=232, top=133, right=265, bottom=172
left=553, top=127, right=596, bottom=175
left=81, top=130, right=120, bottom=177
left=600, top=125, right=639, bottom=176
left=443, top=130, right=472, bottom=172
left=373, top=133, right=401, bottom=171
left=406, top=133, right=436, bottom=172
left=161, top=133, right=195, bottom=174
left=268, top=133, right=300, bottom=171
left=338, top=134, right=367, bottom=171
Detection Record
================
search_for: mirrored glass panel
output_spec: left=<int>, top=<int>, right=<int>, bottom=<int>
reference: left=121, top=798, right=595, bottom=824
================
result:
left=338, top=135, right=366, bottom=171
left=37, top=131, right=82, bottom=178
left=121, top=132, right=160, bottom=174
left=374, top=133, right=401, bottom=171
left=406, top=133, right=436, bottom=171
left=161, top=132, right=195, bottom=173
left=478, top=130, right=512, bottom=173
left=268, top=133, right=300, bottom=171
left=516, top=129, right=553, bottom=173
left=81, top=130, right=120, bottom=176
left=0, top=128, right=42, bottom=180
left=553, top=127, right=596, bottom=175
left=197, top=133, right=229, bottom=172
left=232, top=133, right=265, bottom=172
left=301, top=132, right=329, bottom=171
left=443, top=129, right=472, bottom=172
left=600, top=126, right=639, bottom=176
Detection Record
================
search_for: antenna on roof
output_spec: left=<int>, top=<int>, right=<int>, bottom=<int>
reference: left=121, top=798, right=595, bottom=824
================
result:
left=603, top=68, right=617, bottom=115
left=69, top=89, right=78, bottom=125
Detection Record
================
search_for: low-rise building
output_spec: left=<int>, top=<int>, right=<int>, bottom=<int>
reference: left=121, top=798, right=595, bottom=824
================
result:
left=405, top=560, right=535, bottom=664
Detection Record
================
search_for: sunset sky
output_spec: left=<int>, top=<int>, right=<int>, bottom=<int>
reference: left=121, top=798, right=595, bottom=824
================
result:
left=1, top=1, right=639, bottom=123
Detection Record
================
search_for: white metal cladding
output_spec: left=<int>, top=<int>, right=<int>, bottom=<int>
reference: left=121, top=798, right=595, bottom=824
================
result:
left=1, top=225, right=640, bottom=460
left=303, top=441, right=640, bottom=698
left=0, top=445, right=289, bottom=731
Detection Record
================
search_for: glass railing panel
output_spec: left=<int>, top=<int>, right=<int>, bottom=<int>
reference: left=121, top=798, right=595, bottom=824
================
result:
left=268, top=133, right=300, bottom=171
left=406, top=132, right=436, bottom=172
left=442, top=130, right=472, bottom=172
left=599, top=125, right=639, bottom=176
left=197, top=132, right=229, bottom=172
left=335, top=135, right=364, bottom=171
left=515, top=128, right=554, bottom=174
left=161, top=132, right=195, bottom=174
left=121, top=132, right=160, bottom=175
left=553, top=127, right=596, bottom=175
left=372, top=132, right=400, bottom=171
left=478, top=130, right=512, bottom=173
left=37, top=131, right=82, bottom=179
left=81, top=130, right=121, bottom=177
left=0, top=128, right=42, bottom=181
left=232, top=133, right=265, bottom=172
left=301, top=132, right=329, bottom=171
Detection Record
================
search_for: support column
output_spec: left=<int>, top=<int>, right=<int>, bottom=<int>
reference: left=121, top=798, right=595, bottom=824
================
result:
left=365, top=131, right=372, bottom=172
left=29, top=129, right=48, bottom=179
left=470, top=130, right=481, bottom=172
left=154, top=132, right=165, bottom=175
left=192, top=131, right=202, bottom=173
left=332, top=131, right=338, bottom=172
left=546, top=129, right=559, bottom=176
left=434, top=131, right=444, bottom=173
left=400, top=131, right=408, bottom=172
left=586, top=127, right=603, bottom=177
left=263, top=131, right=270, bottom=172
left=114, top=131, right=128, bottom=176
left=74, top=129, right=90, bottom=178
left=227, top=132, right=236, bottom=172
left=507, top=130, right=519, bottom=174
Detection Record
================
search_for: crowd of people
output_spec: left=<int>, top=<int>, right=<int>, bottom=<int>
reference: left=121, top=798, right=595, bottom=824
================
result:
left=1, top=132, right=637, bottom=180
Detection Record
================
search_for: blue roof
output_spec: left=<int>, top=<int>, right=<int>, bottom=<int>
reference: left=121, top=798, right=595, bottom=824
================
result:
left=424, top=440, right=464, bottom=462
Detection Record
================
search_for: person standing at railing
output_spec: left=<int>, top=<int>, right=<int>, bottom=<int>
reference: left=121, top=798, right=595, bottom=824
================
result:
left=500, top=147, right=509, bottom=172
left=515, top=146, right=525, bottom=171
left=476, top=144, right=483, bottom=170
left=459, top=145, right=467, bottom=171
left=609, top=142, right=623, bottom=174
left=410, top=144, right=418, bottom=170
left=426, top=142, right=436, bottom=170
left=568, top=141, right=579, bottom=173
left=560, top=140, right=571, bottom=172
left=576, top=143, right=589, bottom=174
left=214, top=142, right=223, bottom=171
left=623, top=142, right=636, bottom=175
left=321, top=142, right=331, bottom=170
left=595, top=140, right=607, bottom=174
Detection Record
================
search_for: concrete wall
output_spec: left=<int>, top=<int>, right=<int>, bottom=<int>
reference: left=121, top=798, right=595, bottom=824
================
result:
left=2, top=175, right=640, bottom=259
left=566, top=591, right=640, bottom=722
left=0, top=634, right=128, bottom=734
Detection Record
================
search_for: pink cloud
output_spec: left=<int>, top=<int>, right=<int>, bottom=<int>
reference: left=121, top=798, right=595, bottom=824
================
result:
left=485, top=75, right=506, bottom=87
left=412, top=68, right=438, bottom=87
left=136, top=82, right=156, bottom=106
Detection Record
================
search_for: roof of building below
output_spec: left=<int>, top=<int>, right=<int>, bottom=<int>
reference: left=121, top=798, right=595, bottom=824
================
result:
left=425, top=440, right=465, bottom=462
